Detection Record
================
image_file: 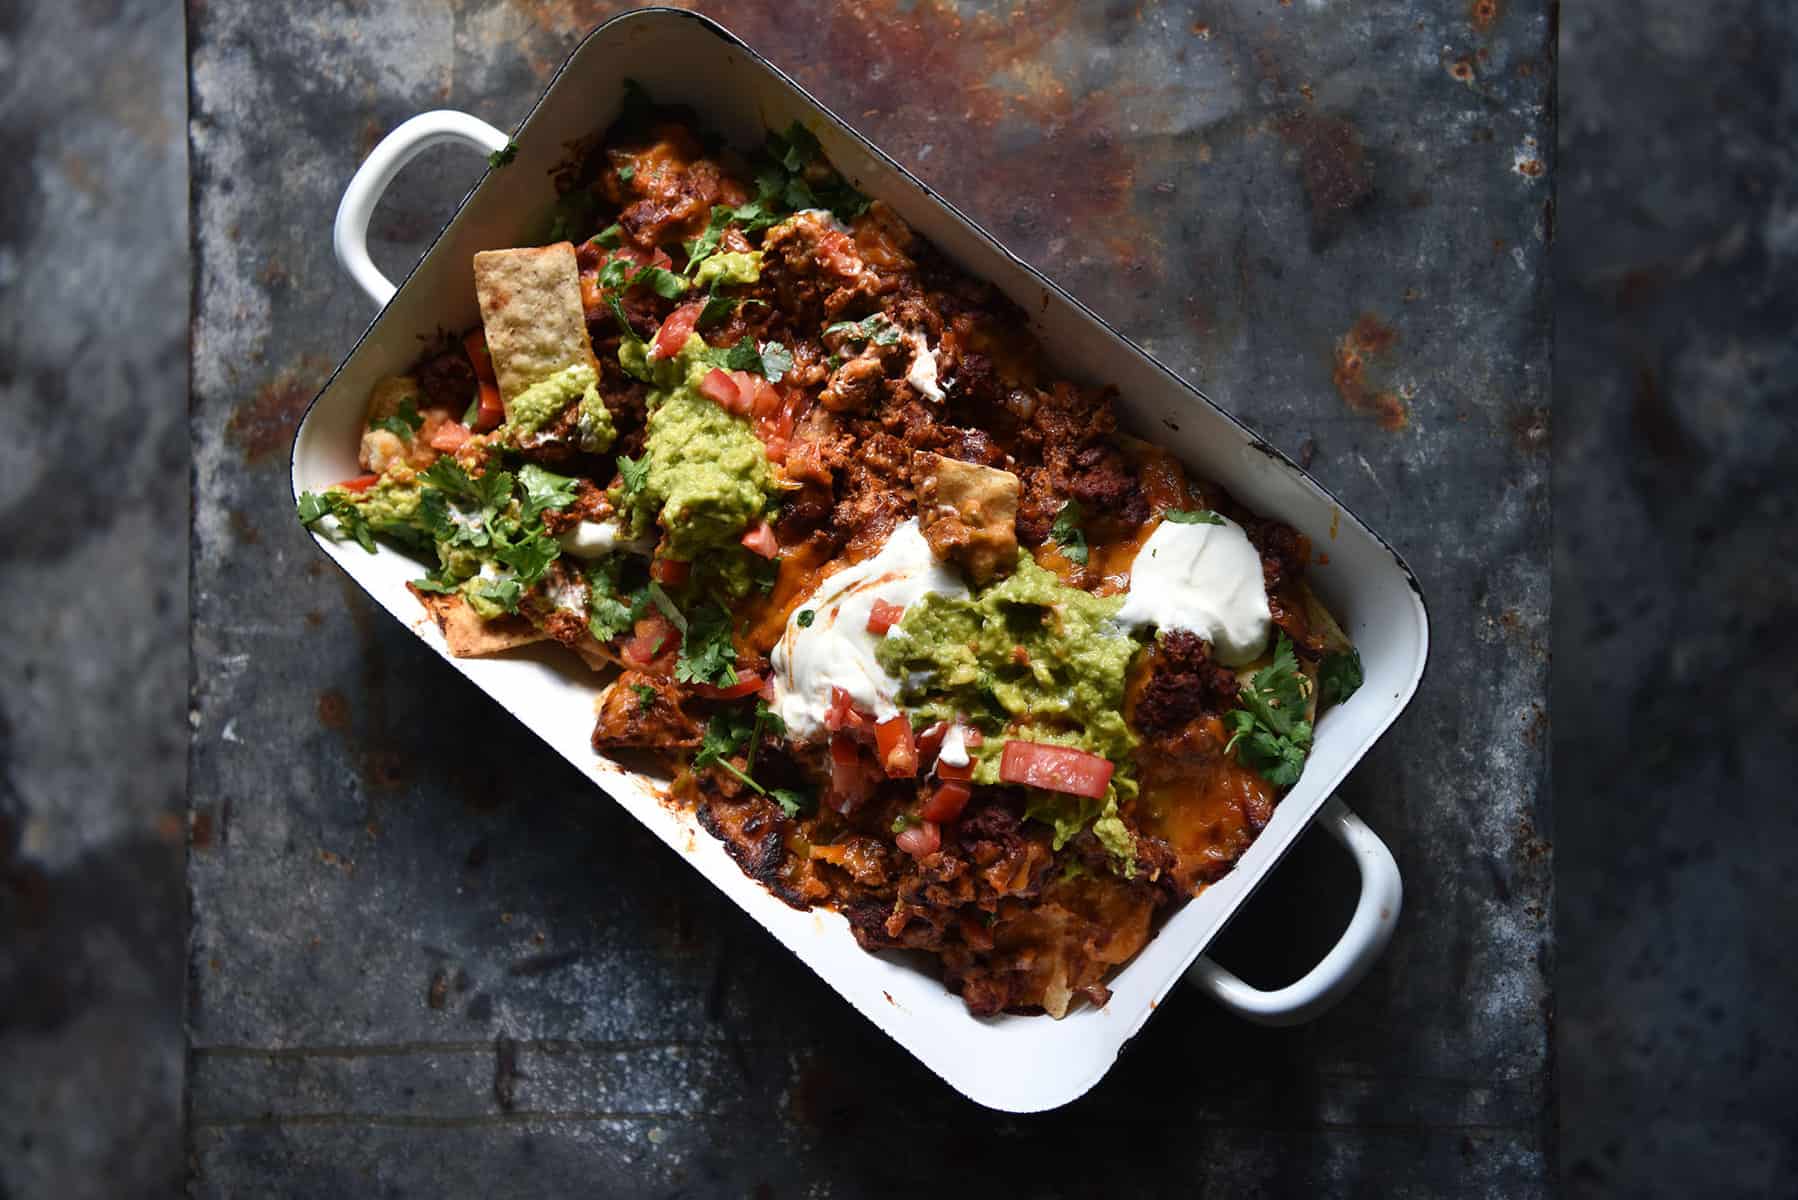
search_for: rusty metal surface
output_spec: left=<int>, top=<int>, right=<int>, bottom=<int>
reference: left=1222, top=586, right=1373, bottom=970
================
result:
left=187, top=2, right=1554, bottom=1194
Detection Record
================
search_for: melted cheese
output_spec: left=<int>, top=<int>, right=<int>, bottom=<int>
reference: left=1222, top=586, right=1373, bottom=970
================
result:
left=771, top=519, right=968, bottom=740
left=1114, top=516, right=1273, bottom=666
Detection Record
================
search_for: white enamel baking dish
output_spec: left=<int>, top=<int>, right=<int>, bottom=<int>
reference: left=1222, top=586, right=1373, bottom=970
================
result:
left=296, top=8, right=1429, bottom=1113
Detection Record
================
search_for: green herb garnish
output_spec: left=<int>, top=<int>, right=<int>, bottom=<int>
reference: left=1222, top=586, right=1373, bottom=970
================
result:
left=1223, top=634, right=1313, bottom=788
left=1049, top=500, right=1089, bottom=565
left=1162, top=509, right=1226, bottom=525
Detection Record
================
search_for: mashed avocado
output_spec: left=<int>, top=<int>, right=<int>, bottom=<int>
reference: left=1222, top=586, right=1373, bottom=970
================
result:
left=610, top=334, right=777, bottom=594
left=693, top=250, right=762, bottom=289
left=876, top=553, right=1144, bottom=868
left=505, top=362, right=598, bottom=438
left=575, top=385, right=616, bottom=453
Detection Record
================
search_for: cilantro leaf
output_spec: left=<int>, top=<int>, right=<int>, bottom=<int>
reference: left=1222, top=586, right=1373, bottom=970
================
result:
left=676, top=603, right=738, bottom=687
left=771, top=788, right=812, bottom=819
left=609, top=292, right=642, bottom=348
left=410, top=571, right=461, bottom=594
left=1049, top=500, right=1089, bottom=566
left=418, top=458, right=479, bottom=499
left=461, top=394, right=480, bottom=427
left=517, top=463, right=579, bottom=521
left=697, top=290, right=737, bottom=329
left=370, top=397, right=424, bottom=439
left=823, top=313, right=900, bottom=346
left=1163, top=509, right=1226, bottom=525
left=1223, top=634, right=1314, bottom=787
left=757, top=341, right=795, bottom=383
left=493, top=528, right=560, bottom=586
left=594, top=223, right=623, bottom=248
left=692, top=709, right=765, bottom=795
left=598, top=256, right=634, bottom=291
left=487, top=141, right=519, bottom=168
left=1319, top=648, right=1364, bottom=708
left=632, top=264, right=688, bottom=299
left=796, top=609, right=815, bottom=628
left=296, top=489, right=377, bottom=554
left=296, top=491, right=330, bottom=525
left=615, top=454, right=650, bottom=504
left=585, top=557, right=648, bottom=643
left=618, top=164, right=636, bottom=182
left=632, top=683, right=657, bottom=713
left=471, top=576, right=523, bottom=614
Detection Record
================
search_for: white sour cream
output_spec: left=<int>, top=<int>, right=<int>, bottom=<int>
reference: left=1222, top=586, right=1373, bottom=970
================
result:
left=938, top=722, right=971, bottom=768
left=556, top=519, right=650, bottom=559
left=1113, top=516, right=1273, bottom=667
left=905, top=331, right=944, bottom=402
left=771, top=519, right=968, bottom=740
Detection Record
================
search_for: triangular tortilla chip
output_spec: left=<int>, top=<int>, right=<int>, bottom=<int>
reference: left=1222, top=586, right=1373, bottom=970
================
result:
left=409, top=586, right=549, bottom=658
left=472, top=243, right=598, bottom=403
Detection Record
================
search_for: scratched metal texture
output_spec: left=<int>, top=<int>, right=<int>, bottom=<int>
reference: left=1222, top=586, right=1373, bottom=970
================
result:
left=187, top=2, right=1554, bottom=1195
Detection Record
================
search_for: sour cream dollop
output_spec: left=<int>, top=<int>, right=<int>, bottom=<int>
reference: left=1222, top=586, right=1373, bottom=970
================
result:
left=1113, top=516, right=1273, bottom=666
left=905, top=332, right=944, bottom=402
left=556, top=519, right=651, bottom=559
left=771, top=519, right=968, bottom=740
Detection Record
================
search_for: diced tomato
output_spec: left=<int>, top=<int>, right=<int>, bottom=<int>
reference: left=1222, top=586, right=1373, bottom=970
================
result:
left=915, top=721, right=948, bottom=762
left=921, top=781, right=971, bottom=823
left=757, top=677, right=776, bottom=704
left=740, top=521, right=779, bottom=559
left=750, top=378, right=782, bottom=418
left=650, top=557, right=690, bottom=586
left=895, top=820, right=941, bottom=858
left=652, top=302, right=703, bottom=359
left=873, top=716, right=917, bottom=778
left=998, top=741, right=1115, bottom=799
left=337, top=473, right=381, bottom=493
left=699, top=368, right=745, bottom=414
left=463, top=330, right=495, bottom=384
left=827, top=733, right=869, bottom=812
left=692, top=672, right=762, bottom=701
left=865, top=599, right=905, bottom=635
left=620, top=614, right=675, bottom=664
left=474, top=380, right=504, bottom=433
left=428, top=421, right=471, bottom=452
left=936, top=758, right=975, bottom=782
left=823, top=686, right=867, bottom=734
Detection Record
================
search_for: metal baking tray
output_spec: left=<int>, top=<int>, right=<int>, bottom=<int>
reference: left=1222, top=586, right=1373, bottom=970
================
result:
left=295, top=7, right=1429, bottom=1112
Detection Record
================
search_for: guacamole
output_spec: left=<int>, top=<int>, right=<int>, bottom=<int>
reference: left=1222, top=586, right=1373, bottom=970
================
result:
left=693, top=250, right=762, bottom=289
left=575, top=384, right=616, bottom=453
left=505, top=362, right=598, bottom=438
left=610, top=334, right=777, bottom=593
left=875, top=553, right=1144, bottom=867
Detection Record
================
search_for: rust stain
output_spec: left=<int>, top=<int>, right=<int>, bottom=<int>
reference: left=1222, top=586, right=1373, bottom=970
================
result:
left=1276, top=111, right=1374, bottom=245
left=229, top=509, right=259, bottom=545
left=1191, top=21, right=1212, bottom=39
left=190, top=808, right=216, bottom=850
left=1447, top=55, right=1476, bottom=84
left=1510, top=405, right=1550, bottom=455
left=427, top=968, right=449, bottom=1010
left=1471, top=0, right=1501, bottom=33
left=1330, top=313, right=1408, bottom=432
left=228, top=359, right=329, bottom=462
left=317, top=689, right=350, bottom=730
left=507, top=0, right=1153, bottom=292
left=1515, top=156, right=1544, bottom=178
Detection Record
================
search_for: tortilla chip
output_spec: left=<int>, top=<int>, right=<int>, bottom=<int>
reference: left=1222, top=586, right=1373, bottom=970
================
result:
left=913, top=452, right=1020, bottom=583
left=409, top=586, right=549, bottom=658
left=472, top=243, right=598, bottom=403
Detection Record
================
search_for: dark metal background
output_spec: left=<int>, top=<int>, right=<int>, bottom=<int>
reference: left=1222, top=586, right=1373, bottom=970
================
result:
left=186, top=2, right=1554, bottom=1194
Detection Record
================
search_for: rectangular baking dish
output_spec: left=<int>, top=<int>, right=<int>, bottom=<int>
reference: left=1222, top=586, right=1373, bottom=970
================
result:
left=295, top=8, right=1430, bottom=1113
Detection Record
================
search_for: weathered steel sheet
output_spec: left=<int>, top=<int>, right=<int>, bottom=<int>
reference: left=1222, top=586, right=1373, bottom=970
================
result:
left=188, top=2, right=1554, bottom=1194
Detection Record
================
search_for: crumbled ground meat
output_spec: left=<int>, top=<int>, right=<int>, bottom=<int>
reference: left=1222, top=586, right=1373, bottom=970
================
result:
left=417, top=350, right=477, bottom=413
left=1132, top=631, right=1241, bottom=736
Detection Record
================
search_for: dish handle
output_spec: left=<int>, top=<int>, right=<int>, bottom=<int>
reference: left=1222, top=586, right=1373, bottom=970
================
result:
left=332, top=110, right=511, bottom=309
left=1186, top=796, right=1402, bottom=1026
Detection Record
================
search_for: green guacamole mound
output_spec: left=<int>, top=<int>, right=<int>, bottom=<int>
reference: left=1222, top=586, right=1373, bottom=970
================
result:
left=505, top=362, right=599, bottom=440
left=330, top=472, right=433, bottom=555
left=693, top=250, right=762, bottom=289
left=610, top=334, right=776, bottom=594
left=875, top=554, right=1144, bottom=870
